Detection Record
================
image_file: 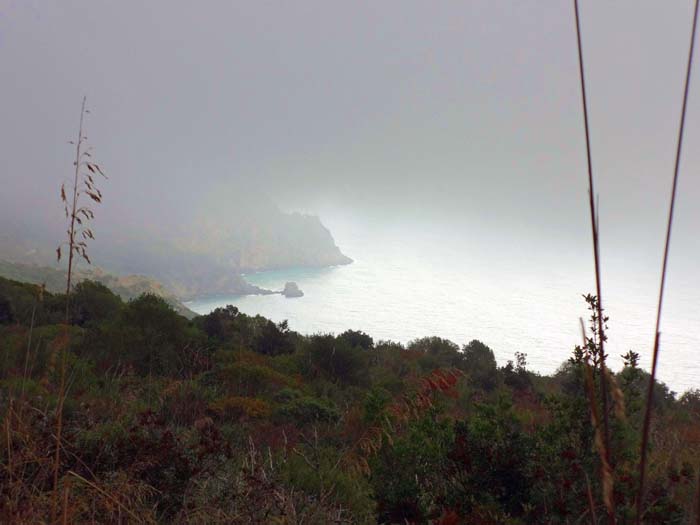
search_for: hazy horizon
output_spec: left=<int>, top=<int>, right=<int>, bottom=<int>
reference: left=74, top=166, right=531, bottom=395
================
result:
left=1, top=2, right=699, bottom=245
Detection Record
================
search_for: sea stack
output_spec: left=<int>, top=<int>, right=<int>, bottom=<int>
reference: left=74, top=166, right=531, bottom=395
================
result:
left=282, top=282, right=304, bottom=298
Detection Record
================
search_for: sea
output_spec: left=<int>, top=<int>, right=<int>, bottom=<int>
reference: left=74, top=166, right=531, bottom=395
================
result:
left=188, top=215, right=700, bottom=394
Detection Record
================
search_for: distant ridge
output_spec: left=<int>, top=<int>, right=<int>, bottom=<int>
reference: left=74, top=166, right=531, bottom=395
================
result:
left=0, top=203, right=351, bottom=301
left=0, top=259, right=197, bottom=319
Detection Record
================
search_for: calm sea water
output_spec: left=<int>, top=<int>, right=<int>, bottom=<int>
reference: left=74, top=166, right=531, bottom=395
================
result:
left=188, top=217, right=700, bottom=394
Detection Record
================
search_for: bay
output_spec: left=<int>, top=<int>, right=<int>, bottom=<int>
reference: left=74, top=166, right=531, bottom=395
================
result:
left=188, top=216, right=700, bottom=394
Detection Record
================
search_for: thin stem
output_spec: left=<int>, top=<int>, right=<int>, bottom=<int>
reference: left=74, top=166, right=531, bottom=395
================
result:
left=573, top=3, right=614, bottom=521
left=636, top=1, right=699, bottom=522
left=585, top=472, right=598, bottom=525
left=696, top=466, right=700, bottom=525
left=52, top=95, right=87, bottom=522
left=20, top=301, right=36, bottom=405
left=65, top=96, right=86, bottom=318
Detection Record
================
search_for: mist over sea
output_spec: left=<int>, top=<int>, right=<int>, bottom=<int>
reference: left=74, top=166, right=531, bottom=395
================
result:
left=189, top=214, right=700, bottom=394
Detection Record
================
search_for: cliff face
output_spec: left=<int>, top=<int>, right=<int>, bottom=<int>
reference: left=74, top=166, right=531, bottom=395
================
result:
left=85, top=209, right=351, bottom=299
left=0, top=204, right=351, bottom=301
left=170, top=196, right=352, bottom=272
left=233, top=213, right=352, bottom=272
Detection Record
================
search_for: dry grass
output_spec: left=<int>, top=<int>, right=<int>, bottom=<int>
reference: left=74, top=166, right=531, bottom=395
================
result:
left=636, top=1, right=700, bottom=522
left=573, top=2, right=615, bottom=520
left=573, top=0, right=700, bottom=521
left=56, top=96, right=108, bottom=520
left=0, top=96, right=113, bottom=524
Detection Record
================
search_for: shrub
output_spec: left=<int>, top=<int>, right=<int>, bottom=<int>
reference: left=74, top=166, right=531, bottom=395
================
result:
left=502, top=351, right=532, bottom=391
left=197, top=304, right=253, bottom=347
left=70, top=280, right=122, bottom=326
left=160, top=379, right=214, bottom=427
left=81, top=293, right=204, bottom=376
left=339, top=329, right=374, bottom=350
left=0, top=295, right=13, bottom=324
left=303, top=334, right=369, bottom=386
left=408, top=336, right=463, bottom=371
left=209, top=396, right=271, bottom=420
left=252, top=318, right=294, bottom=356
left=462, top=339, right=498, bottom=391
left=219, top=359, right=297, bottom=396
left=275, top=395, right=340, bottom=425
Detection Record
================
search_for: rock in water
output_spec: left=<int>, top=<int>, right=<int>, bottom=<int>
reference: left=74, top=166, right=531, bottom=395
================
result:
left=282, top=282, right=304, bottom=298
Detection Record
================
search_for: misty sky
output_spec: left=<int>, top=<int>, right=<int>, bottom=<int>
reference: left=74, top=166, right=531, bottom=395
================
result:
left=1, top=1, right=699, bottom=268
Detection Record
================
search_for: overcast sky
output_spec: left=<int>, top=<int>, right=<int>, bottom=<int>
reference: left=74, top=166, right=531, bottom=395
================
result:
left=1, top=1, right=699, bottom=266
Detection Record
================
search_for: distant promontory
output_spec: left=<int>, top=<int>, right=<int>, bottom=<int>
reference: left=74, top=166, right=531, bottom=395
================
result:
left=0, top=200, right=351, bottom=302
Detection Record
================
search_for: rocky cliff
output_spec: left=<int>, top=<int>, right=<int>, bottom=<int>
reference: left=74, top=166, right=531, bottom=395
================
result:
left=0, top=203, right=351, bottom=301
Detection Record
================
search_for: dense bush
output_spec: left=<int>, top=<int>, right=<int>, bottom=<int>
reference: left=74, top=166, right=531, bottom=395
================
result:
left=80, top=293, right=206, bottom=376
left=302, top=334, right=370, bottom=386
left=462, top=339, right=499, bottom=391
left=70, top=280, right=122, bottom=326
left=0, top=295, right=13, bottom=324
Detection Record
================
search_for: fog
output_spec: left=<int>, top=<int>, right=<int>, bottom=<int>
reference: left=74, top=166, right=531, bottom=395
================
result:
left=1, top=1, right=699, bottom=272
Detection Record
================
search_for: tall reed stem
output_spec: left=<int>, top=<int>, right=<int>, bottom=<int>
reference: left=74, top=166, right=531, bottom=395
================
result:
left=52, top=95, right=87, bottom=522
left=636, top=1, right=699, bottom=522
left=572, top=2, right=614, bottom=521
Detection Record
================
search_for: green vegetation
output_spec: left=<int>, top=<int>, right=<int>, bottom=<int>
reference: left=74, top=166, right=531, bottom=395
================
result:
left=0, top=259, right=197, bottom=318
left=1, top=276, right=699, bottom=523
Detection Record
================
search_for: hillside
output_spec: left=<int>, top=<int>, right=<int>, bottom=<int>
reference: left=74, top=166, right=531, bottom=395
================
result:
left=0, top=203, right=351, bottom=300
left=0, top=260, right=197, bottom=318
left=1, top=275, right=698, bottom=523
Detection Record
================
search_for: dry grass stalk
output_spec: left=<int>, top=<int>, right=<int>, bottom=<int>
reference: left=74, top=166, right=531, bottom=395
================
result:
left=580, top=318, right=615, bottom=520
left=61, top=480, right=69, bottom=525
left=67, top=470, right=147, bottom=523
left=51, top=96, right=107, bottom=521
left=585, top=471, right=598, bottom=525
left=637, top=1, right=699, bottom=522
left=583, top=360, right=614, bottom=517
left=604, top=366, right=626, bottom=422
left=696, top=466, right=700, bottom=525
left=572, top=0, right=612, bottom=474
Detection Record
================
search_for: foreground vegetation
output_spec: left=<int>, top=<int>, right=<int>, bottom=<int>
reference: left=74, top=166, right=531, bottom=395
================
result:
left=1, top=276, right=699, bottom=523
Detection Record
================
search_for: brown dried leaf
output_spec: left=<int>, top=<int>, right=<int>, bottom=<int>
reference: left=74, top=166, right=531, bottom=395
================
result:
left=86, top=191, right=101, bottom=203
